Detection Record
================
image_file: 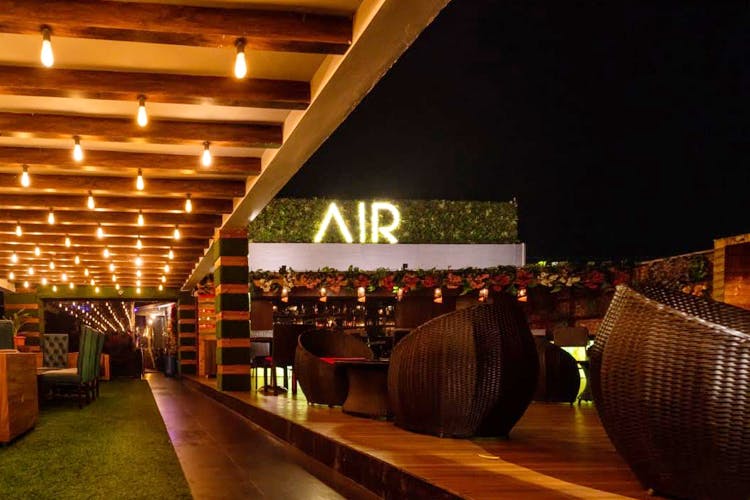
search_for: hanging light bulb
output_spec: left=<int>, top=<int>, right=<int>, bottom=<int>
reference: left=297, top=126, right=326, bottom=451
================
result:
left=10, top=252, right=17, bottom=264
left=23, top=280, right=29, bottom=289
left=103, top=247, right=110, bottom=258
left=319, top=287, right=327, bottom=303
left=185, top=193, right=193, bottom=213
left=168, top=248, right=174, bottom=260
left=201, top=141, right=212, bottom=167
left=96, top=224, right=104, bottom=239
left=20, top=165, right=30, bottom=187
left=234, top=38, right=248, bottom=79
left=357, top=286, right=366, bottom=303
left=64, top=235, right=71, bottom=248
left=158, top=284, right=163, bottom=291
left=74, top=255, right=80, bottom=265
left=115, top=283, right=120, bottom=290
left=479, top=288, right=490, bottom=303
left=136, top=169, right=145, bottom=191
left=173, top=225, right=181, bottom=240
left=109, top=262, right=115, bottom=272
left=69, top=282, right=75, bottom=290
left=164, top=263, right=170, bottom=273
left=34, top=246, right=41, bottom=257
left=137, top=210, right=145, bottom=226
left=89, top=278, right=95, bottom=286
left=8, top=271, right=14, bottom=280
left=136, top=287, right=141, bottom=294
left=40, top=26, right=54, bottom=67
left=41, top=277, right=48, bottom=286
left=27, top=266, right=34, bottom=276
left=87, top=191, right=95, bottom=210
left=72, top=136, right=84, bottom=162
left=112, top=275, right=117, bottom=282
left=136, top=237, right=142, bottom=250
left=61, top=272, right=68, bottom=282
left=15, top=222, right=22, bottom=237
left=47, top=208, right=55, bottom=224
left=281, top=287, right=289, bottom=303
left=95, top=286, right=100, bottom=294
left=84, top=268, right=90, bottom=277
left=136, top=269, right=142, bottom=278
left=52, top=285, right=57, bottom=292
left=136, top=279, right=141, bottom=287
left=136, top=95, right=148, bottom=127
left=160, top=275, right=166, bottom=283
left=49, top=261, right=55, bottom=270
left=135, top=255, right=143, bottom=267
left=434, top=287, right=443, bottom=304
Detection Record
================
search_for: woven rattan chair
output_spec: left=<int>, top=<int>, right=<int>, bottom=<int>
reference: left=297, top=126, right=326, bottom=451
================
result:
left=294, top=329, right=374, bottom=406
left=533, top=337, right=580, bottom=404
left=387, top=298, right=538, bottom=438
left=590, top=285, right=750, bottom=499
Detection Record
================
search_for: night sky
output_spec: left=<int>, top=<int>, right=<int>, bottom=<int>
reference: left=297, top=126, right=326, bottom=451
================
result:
left=280, top=0, right=750, bottom=262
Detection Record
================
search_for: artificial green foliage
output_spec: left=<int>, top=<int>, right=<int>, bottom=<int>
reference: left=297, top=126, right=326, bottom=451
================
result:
left=247, top=198, right=518, bottom=244
left=0, top=380, right=192, bottom=500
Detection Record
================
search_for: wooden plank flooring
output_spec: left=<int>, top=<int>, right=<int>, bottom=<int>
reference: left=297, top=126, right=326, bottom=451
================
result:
left=185, top=374, right=652, bottom=499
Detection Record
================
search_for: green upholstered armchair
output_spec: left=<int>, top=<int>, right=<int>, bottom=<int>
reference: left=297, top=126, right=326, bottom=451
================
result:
left=40, top=327, right=102, bottom=408
left=42, top=333, right=69, bottom=368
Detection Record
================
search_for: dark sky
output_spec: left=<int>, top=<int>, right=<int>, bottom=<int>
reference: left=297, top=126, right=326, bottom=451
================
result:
left=280, top=0, right=750, bottom=262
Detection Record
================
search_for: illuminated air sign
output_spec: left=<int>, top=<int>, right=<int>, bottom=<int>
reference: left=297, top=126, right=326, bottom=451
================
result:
left=314, top=202, right=401, bottom=244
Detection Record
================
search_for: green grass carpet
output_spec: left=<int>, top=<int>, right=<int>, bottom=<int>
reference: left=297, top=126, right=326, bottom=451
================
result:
left=0, top=379, right=192, bottom=500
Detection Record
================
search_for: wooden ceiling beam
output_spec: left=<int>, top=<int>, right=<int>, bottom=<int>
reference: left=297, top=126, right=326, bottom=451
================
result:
left=0, top=209, right=221, bottom=227
left=1, top=223, right=213, bottom=239
left=0, top=0, right=352, bottom=53
left=0, top=172, right=244, bottom=198
left=3, top=235, right=206, bottom=249
left=0, top=193, right=232, bottom=214
left=0, top=112, right=282, bottom=148
left=0, top=248, right=202, bottom=260
left=0, top=146, right=260, bottom=177
left=0, top=66, right=310, bottom=110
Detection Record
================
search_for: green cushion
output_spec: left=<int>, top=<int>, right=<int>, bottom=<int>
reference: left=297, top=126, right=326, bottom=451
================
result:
left=41, top=367, right=81, bottom=384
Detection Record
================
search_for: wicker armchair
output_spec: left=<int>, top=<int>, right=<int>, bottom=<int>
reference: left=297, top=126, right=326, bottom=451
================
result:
left=387, top=298, right=538, bottom=438
left=533, top=338, right=580, bottom=404
left=294, top=329, right=374, bottom=406
left=590, top=285, right=750, bottom=499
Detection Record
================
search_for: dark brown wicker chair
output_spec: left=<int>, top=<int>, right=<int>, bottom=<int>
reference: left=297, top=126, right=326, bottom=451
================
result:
left=533, top=337, right=580, bottom=404
left=590, top=285, right=750, bottom=499
left=294, top=329, right=374, bottom=406
left=270, top=324, right=309, bottom=394
left=387, top=298, right=538, bottom=438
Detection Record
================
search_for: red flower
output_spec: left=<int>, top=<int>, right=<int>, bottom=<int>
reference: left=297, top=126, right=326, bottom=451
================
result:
left=352, top=274, right=370, bottom=288
left=611, top=269, right=630, bottom=286
left=584, top=270, right=605, bottom=289
left=446, top=273, right=463, bottom=289
left=490, top=274, right=511, bottom=291
left=421, top=275, right=438, bottom=288
left=379, top=274, right=396, bottom=290
left=401, top=273, right=420, bottom=292
left=515, top=269, right=534, bottom=288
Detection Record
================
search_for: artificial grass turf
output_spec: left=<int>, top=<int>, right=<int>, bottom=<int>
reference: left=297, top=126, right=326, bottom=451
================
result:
left=0, top=379, right=192, bottom=500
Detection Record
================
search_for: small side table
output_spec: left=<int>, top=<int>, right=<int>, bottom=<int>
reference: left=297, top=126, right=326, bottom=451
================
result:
left=336, top=360, right=390, bottom=419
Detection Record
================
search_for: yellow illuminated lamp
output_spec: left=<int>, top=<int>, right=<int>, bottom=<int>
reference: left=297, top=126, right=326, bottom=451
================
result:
left=479, top=288, right=489, bottom=302
left=433, top=287, right=443, bottom=304
left=517, top=287, right=528, bottom=303
left=64, top=235, right=71, bottom=247
left=357, top=286, right=366, bottom=303
left=314, top=202, right=353, bottom=243
left=40, top=27, right=54, bottom=67
left=281, top=287, right=289, bottom=303
left=15, top=223, right=22, bottom=237
left=319, top=287, right=327, bottom=302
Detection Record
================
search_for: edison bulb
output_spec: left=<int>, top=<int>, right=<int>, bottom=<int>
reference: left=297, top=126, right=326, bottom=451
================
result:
left=173, top=226, right=180, bottom=240
left=27, top=266, right=34, bottom=276
left=115, top=283, right=120, bottom=290
left=52, top=285, right=57, bottom=292
left=158, top=284, right=164, bottom=291
left=185, top=194, right=193, bottom=213
left=136, top=270, right=142, bottom=278
left=136, top=96, right=148, bottom=127
left=109, top=263, right=115, bottom=272
left=65, top=236, right=71, bottom=248
left=137, top=211, right=145, bottom=226
left=136, top=238, right=142, bottom=250
left=168, top=248, right=174, bottom=260
left=234, top=39, right=247, bottom=79
left=87, top=191, right=95, bottom=210
left=96, top=225, right=104, bottom=239
left=164, top=264, right=170, bottom=273
left=40, top=28, right=54, bottom=68
left=15, top=223, right=22, bottom=237
left=10, top=252, right=17, bottom=263
left=69, top=282, right=74, bottom=290
left=136, top=169, right=145, bottom=191
left=112, top=275, right=117, bottom=282
left=34, top=246, right=40, bottom=257
left=73, top=136, right=84, bottom=162
left=41, top=277, right=48, bottom=286
left=74, top=255, right=80, bottom=265
left=23, top=280, right=29, bottom=289
left=103, top=247, right=110, bottom=258
left=201, top=142, right=212, bottom=167
left=161, top=275, right=166, bottom=283
left=84, top=268, right=89, bottom=277
left=135, top=256, right=143, bottom=267
left=61, top=272, right=68, bottom=282
left=47, top=209, right=55, bottom=224
left=49, top=261, right=55, bottom=270
left=20, top=165, right=30, bottom=187
left=8, top=271, right=14, bottom=280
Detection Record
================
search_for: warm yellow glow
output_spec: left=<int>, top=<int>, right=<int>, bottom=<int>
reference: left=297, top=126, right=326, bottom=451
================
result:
left=15, top=223, right=22, bottom=237
left=479, top=288, right=489, bottom=302
left=136, top=280, right=141, bottom=287
left=41, top=277, right=48, bottom=286
left=319, top=287, right=327, bottom=302
left=49, top=261, right=55, bottom=270
left=74, top=255, right=80, bottom=265
left=27, top=266, right=34, bottom=276
left=281, top=287, right=289, bottom=302
left=136, top=237, right=143, bottom=250
left=109, top=262, right=115, bottom=272
left=40, top=27, right=54, bottom=67
left=20, top=165, right=30, bottom=187
left=135, top=256, right=143, bottom=267
left=23, top=280, right=29, bottom=289
left=158, top=284, right=163, bottom=291
left=95, top=286, right=100, bottom=294
left=64, top=235, right=71, bottom=248
left=103, top=247, right=110, bottom=258
left=61, top=272, right=68, bottom=282
left=234, top=39, right=247, bottom=79
left=87, top=191, right=95, bottom=209
left=136, top=169, right=145, bottom=191
left=357, top=286, right=366, bottom=303
left=8, top=271, right=14, bottom=280
left=163, top=264, right=170, bottom=273
left=90, top=279, right=95, bottom=286
left=96, top=224, right=104, bottom=239
left=137, top=210, right=145, bottom=226
left=136, top=96, right=148, bottom=127
left=160, top=275, right=166, bottom=283
left=52, top=285, right=57, bottom=292
left=434, top=287, right=443, bottom=304
left=84, top=268, right=90, bottom=277
left=371, top=202, right=400, bottom=244
left=201, top=142, right=212, bottom=167
left=136, top=270, right=142, bottom=278
left=69, top=282, right=75, bottom=290
left=47, top=209, right=55, bottom=224
left=34, top=246, right=40, bottom=257
left=136, top=287, right=141, bottom=294
left=73, top=136, right=84, bottom=162
left=115, top=284, right=120, bottom=290
left=185, top=194, right=193, bottom=213
left=112, top=275, right=117, bottom=282
left=10, top=253, right=18, bottom=263
left=168, top=248, right=174, bottom=260
left=314, top=202, right=354, bottom=243
left=173, top=225, right=181, bottom=240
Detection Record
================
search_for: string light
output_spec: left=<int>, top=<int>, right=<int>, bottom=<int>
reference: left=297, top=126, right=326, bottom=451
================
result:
left=90, top=279, right=95, bottom=286
left=281, top=287, right=289, bottom=303
left=74, top=255, right=80, bottom=265
left=84, top=268, right=90, bottom=277
left=136, top=210, right=145, bottom=227
left=173, top=225, right=181, bottom=240
left=96, top=224, right=104, bottom=239
left=234, top=38, right=248, bottom=79
left=47, top=208, right=55, bottom=224
left=168, top=248, right=174, bottom=260
left=112, top=275, right=117, bottom=282
left=8, top=271, right=14, bottom=280
left=34, top=246, right=41, bottom=257
left=135, top=256, right=143, bottom=268
left=434, top=287, right=443, bottom=304
left=65, top=235, right=71, bottom=248
left=319, top=287, right=327, bottom=302
left=109, top=263, right=115, bottom=272
left=136, top=169, right=145, bottom=191
left=40, top=27, right=54, bottom=67
left=136, top=270, right=142, bottom=278
left=27, top=266, right=34, bottom=276
left=136, top=237, right=143, bottom=250
left=136, top=280, right=141, bottom=288
left=15, top=222, right=22, bottom=237
left=136, top=287, right=141, bottom=294
left=95, top=286, right=100, bottom=294
left=136, top=95, right=148, bottom=127
left=163, top=263, right=170, bottom=273
left=69, top=282, right=74, bottom=290
left=49, top=261, right=55, bottom=270
left=201, top=142, right=212, bottom=167
left=87, top=191, right=95, bottom=210
left=158, top=284, right=163, bottom=291
left=23, top=280, right=29, bottom=289
left=10, top=252, right=18, bottom=263
left=20, top=165, right=30, bottom=187
left=185, top=194, right=193, bottom=213
left=73, top=136, right=84, bottom=162
left=115, top=284, right=120, bottom=290
left=41, top=277, right=48, bottom=286
left=160, top=275, right=166, bottom=283
left=52, top=285, right=57, bottom=292
left=103, top=247, right=110, bottom=258
left=61, top=272, right=68, bottom=282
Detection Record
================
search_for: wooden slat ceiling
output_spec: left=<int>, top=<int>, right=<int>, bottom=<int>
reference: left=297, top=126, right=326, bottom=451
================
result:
left=0, top=0, right=358, bottom=291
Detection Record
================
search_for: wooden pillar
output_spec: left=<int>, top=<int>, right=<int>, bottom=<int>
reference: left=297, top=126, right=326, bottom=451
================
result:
left=214, top=229, right=251, bottom=391
left=177, top=291, right=197, bottom=375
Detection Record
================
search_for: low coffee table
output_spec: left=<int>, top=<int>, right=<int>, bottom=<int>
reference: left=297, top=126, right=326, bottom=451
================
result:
left=335, top=359, right=390, bottom=419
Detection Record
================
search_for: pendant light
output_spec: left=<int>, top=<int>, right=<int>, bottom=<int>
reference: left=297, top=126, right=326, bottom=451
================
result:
left=64, top=235, right=72, bottom=248
left=234, top=38, right=247, bottom=79
left=136, top=95, right=148, bottom=127
left=87, top=191, right=95, bottom=210
left=136, top=169, right=145, bottom=191
left=173, top=225, right=181, bottom=240
left=137, top=210, right=145, bottom=226
left=15, top=222, right=22, bottom=237
left=47, top=208, right=55, bottom=225
left=96, top=224, right=104, bottom=239
left=73, top=136, right=84, bottom=162
left=40, top=27, right=54, bottom=67
left=185, top=193, right=193, bottom=213
left=20, top=165, right=30, bottom=187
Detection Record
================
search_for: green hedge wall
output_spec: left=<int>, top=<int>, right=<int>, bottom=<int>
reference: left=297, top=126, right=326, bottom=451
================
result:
left=247, top=198, right=518, bottom=244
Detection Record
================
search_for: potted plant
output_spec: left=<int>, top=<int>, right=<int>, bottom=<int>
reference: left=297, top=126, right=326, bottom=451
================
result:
left=3, top=309, right=32, bottom=348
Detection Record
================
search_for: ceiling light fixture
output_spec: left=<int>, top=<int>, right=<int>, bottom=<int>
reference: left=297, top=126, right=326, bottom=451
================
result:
left=64, top=235, right=71, bottom=248
left=96, top=224, right=104, bottom=239
left=201, top=141, right=212, bottom=167
left=136, top=95, right=148, bottom=127
left=173, top=225, right=180, bottom=240
left=87, top=191, right=95, bottom=210
left=20, top=165, right=30, bottom=187
left=136, top=169, right=145, bottom=191
left=47, top=208, right=55, bottom=225
left=40, top=26, right=54, bottom=68
left=34, top=246, right=41, bottom=257
left=234, top=38, right=248, bottom=79
left=73, top=136, right=84, bottom=162
left=185, top=193, right=193, bottom=213
left=15, top=222, right=22, bottom=237
left=137, top=210, right=145, bottom=226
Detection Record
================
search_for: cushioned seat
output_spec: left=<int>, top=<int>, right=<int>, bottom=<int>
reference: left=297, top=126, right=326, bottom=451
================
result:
left=39, top=367, right=80, bottom=383
left=42, top=333, right=69, bottom=368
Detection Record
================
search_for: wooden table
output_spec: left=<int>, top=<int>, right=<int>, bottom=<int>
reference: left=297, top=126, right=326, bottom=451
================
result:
left=336, top=360, right=391, bottom=418
left=0, top=350, right=38, bottom=443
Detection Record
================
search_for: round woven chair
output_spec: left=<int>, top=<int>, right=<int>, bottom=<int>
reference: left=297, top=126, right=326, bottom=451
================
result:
left=294, top=329, right=374, bottom=406
left=590, top=285, right=750, bottom=499
left=387, top=297, right=538, bottom=438
left=533, top=337, right=580, bottom=404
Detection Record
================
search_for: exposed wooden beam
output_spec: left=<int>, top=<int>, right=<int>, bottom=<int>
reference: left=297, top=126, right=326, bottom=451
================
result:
left=3, top=235, right=206, bottom=249
left=0, top=146, right=260, bottom=177
left=0, top=209, right=221, bottom=227
left=0, top=193, right=233, bottom=214
left=0, top=248, right=202, bottom=259
left=0, top=223, right=213, bottom=239
left=0, top=112, right=282, bottom=148
left=0, top=0, right=352, bottom=53
left=0, top=172, right=244, bottom=198
left=0, top=66, right=310, bottom=110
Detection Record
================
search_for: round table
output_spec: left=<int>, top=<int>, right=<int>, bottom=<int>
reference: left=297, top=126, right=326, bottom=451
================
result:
left=335, top=359, right=391, bottom=419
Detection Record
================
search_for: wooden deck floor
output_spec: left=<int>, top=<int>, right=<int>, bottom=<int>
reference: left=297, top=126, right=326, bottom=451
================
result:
left=184, top=375, right=650, bottom=499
